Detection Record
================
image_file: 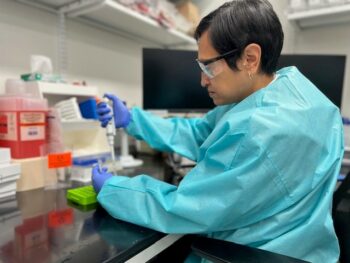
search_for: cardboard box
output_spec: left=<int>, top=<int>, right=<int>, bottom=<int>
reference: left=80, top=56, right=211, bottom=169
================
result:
left=13, top=157, right=57, bottom=192
left=176, top=1, right=200, bottom=35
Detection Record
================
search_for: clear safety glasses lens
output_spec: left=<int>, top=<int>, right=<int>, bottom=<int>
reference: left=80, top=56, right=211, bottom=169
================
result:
left=196, top=59, right=225, bottom=79
left=196, top=49, right=238, bottom=79
left=197, top=60, right=215, bottom=79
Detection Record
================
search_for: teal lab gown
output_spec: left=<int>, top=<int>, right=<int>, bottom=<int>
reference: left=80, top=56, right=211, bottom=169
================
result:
left=97, top=66, right=343, bottom=263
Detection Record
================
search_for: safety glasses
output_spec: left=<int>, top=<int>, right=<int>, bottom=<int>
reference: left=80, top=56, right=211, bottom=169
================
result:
left=196, top=49, right=238, bottom=79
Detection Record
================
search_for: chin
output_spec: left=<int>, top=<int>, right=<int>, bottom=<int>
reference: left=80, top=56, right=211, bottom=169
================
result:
left=214, top=98, right=238, bottom=106
left=212, top=97, right=229, bottom=105
left=212, top=99, right=223, bottom=106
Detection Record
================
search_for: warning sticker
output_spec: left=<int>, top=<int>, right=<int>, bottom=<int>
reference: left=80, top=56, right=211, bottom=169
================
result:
left=19, top=112, right=46, bottom=141
left=0, top=112, right=17, bottom=141
left=20, top=126, right=45, bottom=141
left=20, top=112, right=45, bottom=124
left=48, top=152, right=72, bottom=168
left=0, top=114, right=8, bottom=133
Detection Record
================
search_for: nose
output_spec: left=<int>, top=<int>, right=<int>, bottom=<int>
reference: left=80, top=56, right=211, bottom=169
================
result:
left=201, top=72, right=211, bottom=87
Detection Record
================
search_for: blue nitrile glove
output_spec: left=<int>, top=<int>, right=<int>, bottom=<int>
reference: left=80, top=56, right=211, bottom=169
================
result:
left=92, top=165, right=113, bottom=193
left=96, top=94, right=131, bottom=128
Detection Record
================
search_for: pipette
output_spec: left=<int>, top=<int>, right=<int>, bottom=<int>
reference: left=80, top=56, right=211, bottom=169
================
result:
left=96, top=97, right=117, bottom=175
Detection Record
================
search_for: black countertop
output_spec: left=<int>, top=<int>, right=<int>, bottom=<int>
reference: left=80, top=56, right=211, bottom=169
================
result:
left=0, top=154, right=167, bottom=263
left=0, top=188, right=165, bottom=263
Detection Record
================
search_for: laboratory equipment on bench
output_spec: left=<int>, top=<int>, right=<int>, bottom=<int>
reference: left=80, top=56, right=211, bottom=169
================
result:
left=70, top=153, right=111, bottom=183
left=66, top=185, right=98, bottom=206
left=96, top=96, right=142, bottom=169
left=66, top=162, right=101, bottom=209
left=120, top=130, right=143, bottom=168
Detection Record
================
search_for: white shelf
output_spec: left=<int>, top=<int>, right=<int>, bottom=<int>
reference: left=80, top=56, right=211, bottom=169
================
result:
left=287, top=3, right=350, bottom=28
left=23, top=82, right=101, bottom=130
left=18, top=0, right=196, bottom=47
left=25, top=81, right=98, bottom=98
left=69, top=0, right=196, bottom=47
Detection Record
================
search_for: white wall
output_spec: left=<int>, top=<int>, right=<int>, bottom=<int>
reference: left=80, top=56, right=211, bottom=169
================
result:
left=0, top=0, right=148, bottom=107
left=274, top=0, right=350, bottom=115
left=269, top=0, right=350, bottom=115
left=1, top=0, right=350, bottom=114
left=292, top=23, right=350, bottom=115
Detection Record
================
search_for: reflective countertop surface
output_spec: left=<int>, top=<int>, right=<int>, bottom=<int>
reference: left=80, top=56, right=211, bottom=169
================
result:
left=0, top=155, right=168, bottom=263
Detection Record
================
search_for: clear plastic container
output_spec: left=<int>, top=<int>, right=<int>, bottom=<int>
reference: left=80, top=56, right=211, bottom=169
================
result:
left=0, top=95, right=48, bottom=159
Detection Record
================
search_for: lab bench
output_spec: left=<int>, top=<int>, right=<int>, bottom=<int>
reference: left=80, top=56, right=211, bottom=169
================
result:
left=0, top=154, right=177, bottom=263
left=0, top=154, right=311, bottom=263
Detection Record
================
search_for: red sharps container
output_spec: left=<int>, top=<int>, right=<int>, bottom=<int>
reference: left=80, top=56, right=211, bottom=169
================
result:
left=0, top=94, right=48, bottom=159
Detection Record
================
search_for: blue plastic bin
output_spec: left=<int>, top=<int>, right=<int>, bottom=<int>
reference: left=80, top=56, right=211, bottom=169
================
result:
left=79, top=98, right=98, bottom=120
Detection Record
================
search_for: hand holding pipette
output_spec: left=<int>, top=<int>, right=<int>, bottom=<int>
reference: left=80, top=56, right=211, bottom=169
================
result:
left=94, top=94, right=131, bottom=186
left=96, top=94, right=130, bottom=129
left=95, top=96, right=119, bottom=175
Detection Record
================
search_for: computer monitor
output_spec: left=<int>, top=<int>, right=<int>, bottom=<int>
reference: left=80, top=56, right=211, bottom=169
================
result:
left=143, top=50, right=346, bottom=111
left=143, top=48, right=215, bottom=112
left=277, top=55, right=346, bottom=109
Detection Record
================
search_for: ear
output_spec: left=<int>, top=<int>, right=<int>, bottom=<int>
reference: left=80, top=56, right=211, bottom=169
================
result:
left=241, top=43, right=261, bottom=74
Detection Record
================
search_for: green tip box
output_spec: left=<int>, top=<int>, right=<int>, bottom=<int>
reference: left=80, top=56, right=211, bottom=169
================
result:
left=66, top=186, right=98, bottom=206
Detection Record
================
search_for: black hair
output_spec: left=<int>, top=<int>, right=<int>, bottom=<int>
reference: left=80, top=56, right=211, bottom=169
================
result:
left=194, top=0, right=284, bottom=75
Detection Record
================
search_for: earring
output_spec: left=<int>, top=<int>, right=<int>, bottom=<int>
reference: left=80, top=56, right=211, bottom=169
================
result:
left=248, top=72, right=253, bottom=80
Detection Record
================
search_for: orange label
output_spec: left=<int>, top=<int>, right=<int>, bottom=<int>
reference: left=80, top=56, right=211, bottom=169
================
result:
left=48, top=208, right=73, bottom=228
left=48, top=152, right=72, bottom=168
